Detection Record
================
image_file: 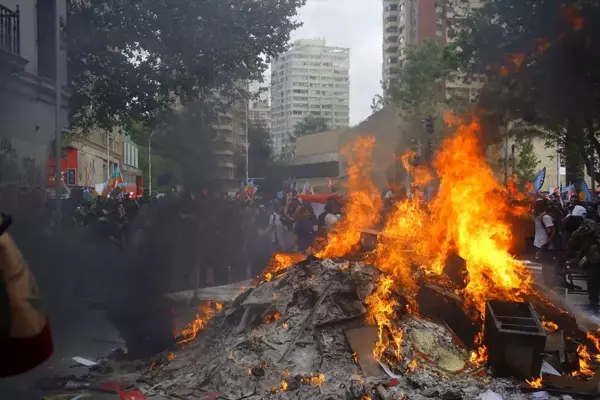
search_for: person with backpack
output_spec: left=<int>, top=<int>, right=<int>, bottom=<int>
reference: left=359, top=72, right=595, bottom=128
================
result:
left=567, top=217, right=600, bottom=314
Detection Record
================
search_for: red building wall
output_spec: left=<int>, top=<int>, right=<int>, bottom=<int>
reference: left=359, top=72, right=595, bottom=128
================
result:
left=47, top=148, right=78, bottom=187
left=417, top=0, right=446, bottom=45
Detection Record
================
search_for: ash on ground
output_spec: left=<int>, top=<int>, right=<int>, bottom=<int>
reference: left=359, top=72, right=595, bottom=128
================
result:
left=86, top=259, right=562, bottom=400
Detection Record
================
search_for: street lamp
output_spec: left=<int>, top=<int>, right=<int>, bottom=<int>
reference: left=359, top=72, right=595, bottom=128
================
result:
left=148, top=131, right=155, bottom=197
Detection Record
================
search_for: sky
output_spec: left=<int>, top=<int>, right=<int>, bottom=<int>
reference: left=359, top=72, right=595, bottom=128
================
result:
left=290, top=0, right=383, bottom=125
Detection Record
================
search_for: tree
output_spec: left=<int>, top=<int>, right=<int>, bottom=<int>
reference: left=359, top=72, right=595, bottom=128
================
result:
left=387, top=39, right=464, bottom=119
left=514, top=136, right=540, bottom=182
left=294, top=115, right=330, bottom=137
left=451, top=0, right=600, bottom=186
left=66, top=0, right=306, bottom=131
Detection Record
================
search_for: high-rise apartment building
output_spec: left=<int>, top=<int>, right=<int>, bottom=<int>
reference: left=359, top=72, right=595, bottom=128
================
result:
left=382, top=0, right=483, bottom=102
left=271, top=39, right=350, bottom=158
left=382, top=0, right=446, bottom=87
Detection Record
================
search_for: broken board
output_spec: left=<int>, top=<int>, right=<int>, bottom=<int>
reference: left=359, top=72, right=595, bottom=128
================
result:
left=344, top=326, right=386, bottom=378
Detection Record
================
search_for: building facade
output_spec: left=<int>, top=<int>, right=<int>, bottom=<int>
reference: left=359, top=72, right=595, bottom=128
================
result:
left=0, top=0, right=69, bottom=195
left=382, top=0, right=446, bottom=87
left=249, top=98, right=271, bottom=132
left=211, top=92, right=247, bottom=192
left=270, top=39, right=350, bottom=158
left=121, top=131, right=143, bottom=196
left=49, top=128, right=123, bottom=189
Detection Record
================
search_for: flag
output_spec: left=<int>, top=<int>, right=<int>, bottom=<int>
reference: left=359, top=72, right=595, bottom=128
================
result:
left=558, top=181, right=564, bottom=207
left=531, top=167, right=546, bottom=193
left=102, top=166, right=124, bottom=196
left=580, top=182, right=592, bottom=201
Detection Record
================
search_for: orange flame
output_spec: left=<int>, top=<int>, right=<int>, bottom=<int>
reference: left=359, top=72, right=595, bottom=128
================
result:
left=301, top=373, right=325, bottom=386
left=571, top=344, right=595, bottom=376
left=177, top=301, right=222, bottom=344
left=365, top=276, right=403, bottom=363
left=317, top=137, right=382, bottom=258
left=508, top=53, right=525, bottom=71
left=258, top=253, right=306, bottom=283
left=167, top=352, right=175, bottom=361
left=407, top=359, right=418, bottom=372
left=586, top=332, right=600, bottom=362
left=542, top=321, right=559, bottom=332
left=375, top=114, right=532, bottom=314
left=526, top=376, right=542, bottom=388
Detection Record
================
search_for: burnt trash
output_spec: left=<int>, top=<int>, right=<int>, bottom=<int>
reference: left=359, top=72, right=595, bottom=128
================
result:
left=416, top=284, right=480, bottom=348
left=483, top=300, right=547, bottom=379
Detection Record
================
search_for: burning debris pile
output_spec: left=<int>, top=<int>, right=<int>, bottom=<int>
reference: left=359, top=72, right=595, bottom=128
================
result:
left=80, top=253, right=600, bottom=400
left=63, top=114, right=600, bottom=399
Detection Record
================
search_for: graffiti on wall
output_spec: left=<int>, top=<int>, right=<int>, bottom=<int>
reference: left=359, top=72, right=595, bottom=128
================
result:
left=0, top=137, right=44, bottom=188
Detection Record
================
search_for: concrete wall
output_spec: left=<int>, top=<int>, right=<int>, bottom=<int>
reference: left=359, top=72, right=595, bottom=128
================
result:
left=0, top=0, right=69, bottom=190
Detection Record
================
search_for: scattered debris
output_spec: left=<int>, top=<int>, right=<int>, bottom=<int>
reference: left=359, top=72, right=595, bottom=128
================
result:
left=72, top=357, right=98, bottom=367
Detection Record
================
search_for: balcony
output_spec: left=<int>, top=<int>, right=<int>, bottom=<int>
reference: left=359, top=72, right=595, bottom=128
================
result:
left=0, top=4, right=19, bottom=56
left=0, top=4, right=25, bottom=74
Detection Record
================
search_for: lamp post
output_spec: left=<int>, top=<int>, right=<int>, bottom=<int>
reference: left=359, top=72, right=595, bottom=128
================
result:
left=54, top=0, right=62, bottom=221
left=245, top=101, right=249, bottom=184
left=148, top=131, right=155, bottom=197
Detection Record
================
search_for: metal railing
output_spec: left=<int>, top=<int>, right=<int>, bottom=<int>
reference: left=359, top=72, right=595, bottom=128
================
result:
left=0, top=4, right=20, bottom=55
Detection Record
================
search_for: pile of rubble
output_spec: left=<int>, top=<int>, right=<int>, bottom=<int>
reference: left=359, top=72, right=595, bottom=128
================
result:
left=66, top=256, right=592, bottom=400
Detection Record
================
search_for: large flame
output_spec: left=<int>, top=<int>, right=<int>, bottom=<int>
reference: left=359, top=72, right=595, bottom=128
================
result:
left=427, top=115, right=532, bottom=311
left=317, top=137, right=382, bottom=258
left=177, top=301, right=222, bottom=344
left=372, top=114, right=532, bottom=313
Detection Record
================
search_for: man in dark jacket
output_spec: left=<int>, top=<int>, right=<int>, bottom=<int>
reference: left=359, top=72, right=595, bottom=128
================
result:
left=568, top=217, right=600, bottom=313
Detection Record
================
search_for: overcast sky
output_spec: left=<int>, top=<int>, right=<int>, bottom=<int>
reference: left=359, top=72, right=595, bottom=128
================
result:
left=291, top=0, right=383, bottom=125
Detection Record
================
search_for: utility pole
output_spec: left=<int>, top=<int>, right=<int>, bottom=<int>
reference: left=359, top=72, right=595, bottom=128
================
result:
left=106, top=132, right=110, bottom=182
left=245, top=101, right=249, bottom=185
left=54, top=0, right=62, bottom=221
left=148, top=131, right=155, bottom=197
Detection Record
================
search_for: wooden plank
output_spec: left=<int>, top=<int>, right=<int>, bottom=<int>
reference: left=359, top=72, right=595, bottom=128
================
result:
left=344, top=326, right=386, bottom=378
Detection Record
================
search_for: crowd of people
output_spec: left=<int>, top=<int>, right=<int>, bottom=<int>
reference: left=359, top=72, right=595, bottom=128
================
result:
left=531, top=195, right=600, bottom=313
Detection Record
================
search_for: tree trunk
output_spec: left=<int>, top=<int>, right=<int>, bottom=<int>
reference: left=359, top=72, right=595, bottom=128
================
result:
left=565, top=119, right=585, bottom=187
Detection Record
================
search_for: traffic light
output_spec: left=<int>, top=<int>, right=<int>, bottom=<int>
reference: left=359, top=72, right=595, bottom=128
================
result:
left=424, top=117, right=435, bottom=134
left=66, top=168, right=76, bottom=186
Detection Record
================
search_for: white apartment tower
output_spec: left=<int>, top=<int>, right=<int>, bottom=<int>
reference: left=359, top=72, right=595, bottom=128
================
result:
left=270, top=39, right=350, bottom=158
left=382, top=0, right=419, bottom=88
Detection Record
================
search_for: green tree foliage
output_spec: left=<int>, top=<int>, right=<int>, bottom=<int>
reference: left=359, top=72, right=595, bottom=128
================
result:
left=294, top=115, right=330, bottom=137
left=66, top=0, right=306, bottom=131
left=513, top=136, right=540, bottom=182
left=387, top=39, right=463, bottom=119
left=451, top=0, right=600, bottom=185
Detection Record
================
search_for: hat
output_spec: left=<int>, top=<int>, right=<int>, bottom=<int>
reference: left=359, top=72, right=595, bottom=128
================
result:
left=572, top=205, right=587, bottom=217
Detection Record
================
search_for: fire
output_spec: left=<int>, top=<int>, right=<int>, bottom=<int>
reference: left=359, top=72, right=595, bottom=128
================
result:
left=282, top=321, right=289, bottom=329
left=469, top=332, right=488, bottom=366
left=281, top=380, right=288, bottom=390
left=354, top=370, right=364, bottom=386
left=365, top=276, right=403, bottom=362
left=587, top=332, right=600, bottom=362
left=177, top=301, right=222, bottom=344
left=352, top=352, right=358, bottom=365
left=258, top=253, right=306, bottom=283
left=427, top=114, right=532, bottom=312
left=407, top=359, right=418, bottom=372
left=373, top=114, right=532, bottom=314
left=542, top=321, right=559, bottom=332
left=572, top=344, right=595, bottom=376
left=167, top=352, right=175, bottom=361
left=301, top=373, right=325, bottom=386
left=526, top=376, right=542, bottom=388
left=508, top=53, right=525, bottom=71
left=317, top=137, right=382, bottom=258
